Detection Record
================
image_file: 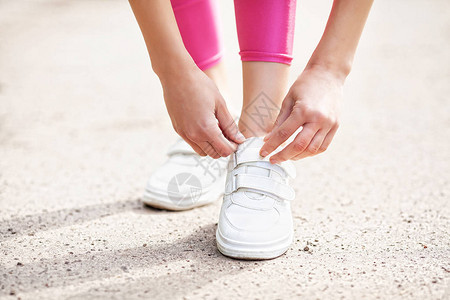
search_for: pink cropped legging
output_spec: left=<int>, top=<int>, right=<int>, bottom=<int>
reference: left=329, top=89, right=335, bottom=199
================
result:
left=170, top=0, right=297, bottom=70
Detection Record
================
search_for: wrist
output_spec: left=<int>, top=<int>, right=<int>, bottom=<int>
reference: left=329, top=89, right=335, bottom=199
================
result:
left=305, top=57, right=351, bottom=83
left=152, top=53, right=198, bottom=84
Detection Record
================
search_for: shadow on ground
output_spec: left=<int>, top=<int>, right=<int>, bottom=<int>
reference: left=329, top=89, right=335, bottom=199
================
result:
left=0, top=201, right=256, bottom=297
left=0, top=199, right=170, bottom=242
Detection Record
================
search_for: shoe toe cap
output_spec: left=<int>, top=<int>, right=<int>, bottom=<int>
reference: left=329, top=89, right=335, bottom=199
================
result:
left=218, top=202, right=292, bottom=245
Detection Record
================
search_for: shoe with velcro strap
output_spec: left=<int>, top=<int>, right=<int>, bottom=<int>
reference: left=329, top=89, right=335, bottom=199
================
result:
left=143, top=138, right=227, bottom=211
left=216, top=137, right=296, bottom=260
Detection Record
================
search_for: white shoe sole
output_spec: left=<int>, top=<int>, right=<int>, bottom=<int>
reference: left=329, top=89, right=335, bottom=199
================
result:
left=216, top=228, right=293, bottom=260
left=142, top=176, right=225, bottom=211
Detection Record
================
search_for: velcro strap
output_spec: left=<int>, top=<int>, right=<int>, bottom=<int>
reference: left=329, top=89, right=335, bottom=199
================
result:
left=234, top=148, right=296, bottom=178
left=234, top=173, right=295, bottom=201
left=167, top=139, right=197, bottom=156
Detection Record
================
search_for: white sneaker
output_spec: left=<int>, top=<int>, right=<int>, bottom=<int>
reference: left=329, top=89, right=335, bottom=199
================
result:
left=216, top=137, right=296, bottom=259
left=142, top=139, right=227, bottom=211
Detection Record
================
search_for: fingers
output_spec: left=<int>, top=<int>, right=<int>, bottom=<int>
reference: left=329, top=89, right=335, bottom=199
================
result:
left=216, top=102, right=245, bottom=144
left=198, top=141, right=221, bottom=159
left=290, top=124, right=338, bottom=161
left=269, top=123, right=319, bottom=164
left=318, top=125, right=338, bottom=152
left=185, top=129, right=222, bottom=158
left=186, top=124, right=237, bottom=159
left=209, top=129, right=238, bottom=157
left=260, top=111, right=304, bottom=158
left=291, top=128, right=329, bottom=160
left=181, top=101, right=244, bottom=159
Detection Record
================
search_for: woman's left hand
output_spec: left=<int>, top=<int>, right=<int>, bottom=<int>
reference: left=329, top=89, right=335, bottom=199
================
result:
left=260, top=65, right=344, bottom=163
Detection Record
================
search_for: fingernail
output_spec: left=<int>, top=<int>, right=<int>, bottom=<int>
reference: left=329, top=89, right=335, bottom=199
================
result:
left=236, top=132, right=245, bottom=142
left=270, top=158, right=279, bottom=164
left=263, top=134, right=270, bottom=141
left=260, top=150, right=269, bottom=157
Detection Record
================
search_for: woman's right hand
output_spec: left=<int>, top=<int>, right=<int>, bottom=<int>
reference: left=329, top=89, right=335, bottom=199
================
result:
left=129, top=0, right=243, bottom=158
left=161, top=68, right=245, bottom=158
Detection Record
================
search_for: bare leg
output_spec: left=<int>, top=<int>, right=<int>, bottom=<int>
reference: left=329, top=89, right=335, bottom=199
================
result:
left=203, top=61, right=228, bottom=97
left=238, top=62, right=290, bottom=138
left=233, top=0, right=295, bottom=138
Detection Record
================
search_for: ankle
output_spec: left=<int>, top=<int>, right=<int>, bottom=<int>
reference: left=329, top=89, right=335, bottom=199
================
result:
left=238, top=119, right=272, bottom=138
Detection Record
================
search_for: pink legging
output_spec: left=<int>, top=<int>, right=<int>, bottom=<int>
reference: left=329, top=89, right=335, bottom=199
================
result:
left=171, top=0, right=297, bottom=70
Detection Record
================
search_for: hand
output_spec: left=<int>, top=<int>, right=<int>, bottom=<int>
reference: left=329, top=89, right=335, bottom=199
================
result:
left=260, top=65, right=343, bottom=163
left=161, top=68, right=245, bottom=158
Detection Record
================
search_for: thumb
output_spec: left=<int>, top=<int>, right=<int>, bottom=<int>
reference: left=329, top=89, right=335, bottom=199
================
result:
left=264, top=96, right=295, bottom=142
left=216, top=102, right=246, bottom=144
